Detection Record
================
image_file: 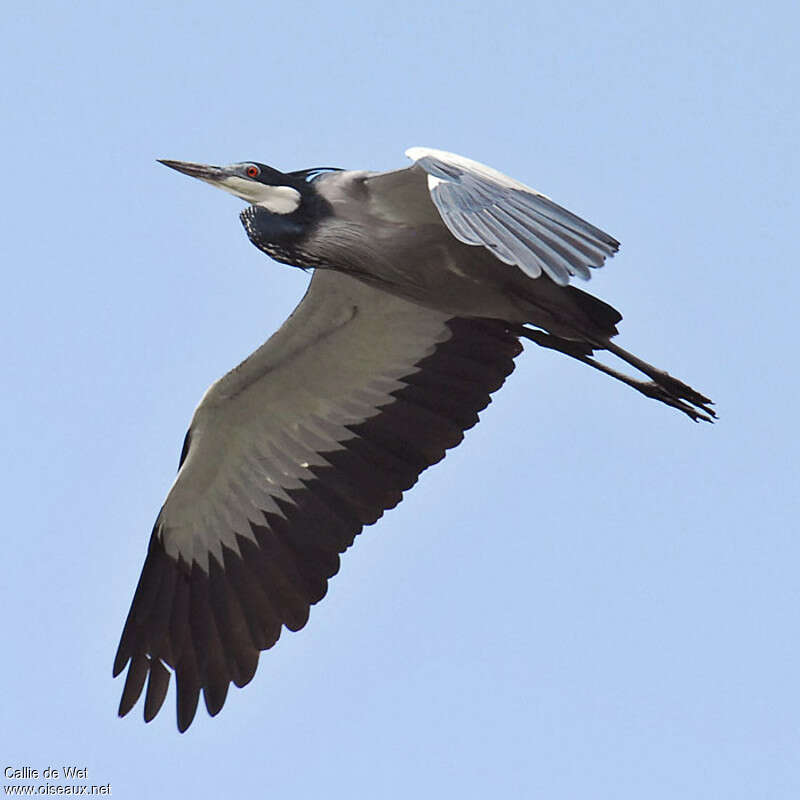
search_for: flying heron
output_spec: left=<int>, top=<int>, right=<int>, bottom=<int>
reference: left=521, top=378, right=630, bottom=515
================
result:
left=114, top=147, right=714, bottom=731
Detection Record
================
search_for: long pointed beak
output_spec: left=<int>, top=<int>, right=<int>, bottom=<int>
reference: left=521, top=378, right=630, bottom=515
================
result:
left=158, top=159, right=227, bottom=183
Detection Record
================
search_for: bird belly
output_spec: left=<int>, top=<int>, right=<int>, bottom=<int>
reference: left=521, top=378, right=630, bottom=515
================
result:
left=309, top=220, right=613, bottom=339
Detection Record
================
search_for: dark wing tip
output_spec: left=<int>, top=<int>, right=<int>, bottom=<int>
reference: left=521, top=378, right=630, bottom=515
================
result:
left=117, top=654, right=148, bottom=717
left=143, top=659, right=171, bottom=722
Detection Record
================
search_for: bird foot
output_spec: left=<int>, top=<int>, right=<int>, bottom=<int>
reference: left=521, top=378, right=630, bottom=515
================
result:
left=636, top=380, right=716, bottom=423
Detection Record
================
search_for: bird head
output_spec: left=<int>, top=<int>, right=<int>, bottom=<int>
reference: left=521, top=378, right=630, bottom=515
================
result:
left=159, top=158, right=342, bottom=267
left=158, top=159, right=309, bottom=215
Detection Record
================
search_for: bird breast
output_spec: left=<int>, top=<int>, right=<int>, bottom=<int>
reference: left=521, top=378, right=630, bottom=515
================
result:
left=306, top=215, right=530, bottom=322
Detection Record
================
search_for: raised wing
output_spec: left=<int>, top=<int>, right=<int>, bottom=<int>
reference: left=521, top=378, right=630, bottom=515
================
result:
left=114, top=269, right=522, bottom=731
left=406, top=146, right=619, bottom=286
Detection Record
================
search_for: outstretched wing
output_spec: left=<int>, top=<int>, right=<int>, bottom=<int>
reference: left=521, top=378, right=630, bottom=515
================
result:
left=406, top=146, right=619, bottom=286
left=114, top=269, right=522, bottom=731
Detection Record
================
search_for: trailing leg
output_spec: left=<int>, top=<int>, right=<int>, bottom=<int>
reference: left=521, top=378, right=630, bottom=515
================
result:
left=515, top=327, right=715, bottom=423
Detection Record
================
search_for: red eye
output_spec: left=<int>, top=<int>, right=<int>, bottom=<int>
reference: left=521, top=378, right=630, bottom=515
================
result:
left=246, top=165, right=259, bottom=178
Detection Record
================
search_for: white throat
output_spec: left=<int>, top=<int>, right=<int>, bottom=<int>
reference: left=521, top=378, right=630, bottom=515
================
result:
left=214, top=176, right=302, bottom=214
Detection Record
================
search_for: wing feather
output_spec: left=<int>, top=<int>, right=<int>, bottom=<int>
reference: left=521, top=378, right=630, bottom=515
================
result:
left=114, top=270, right=522, bottom=729
left=406, top=146, right=619, bottom=285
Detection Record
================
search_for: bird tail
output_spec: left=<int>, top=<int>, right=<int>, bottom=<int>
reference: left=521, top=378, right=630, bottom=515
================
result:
left=564, top=285, right=622, bottom=337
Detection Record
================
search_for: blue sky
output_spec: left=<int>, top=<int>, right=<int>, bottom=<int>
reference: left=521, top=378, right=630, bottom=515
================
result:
left=3, top=0, right=799, bottom=797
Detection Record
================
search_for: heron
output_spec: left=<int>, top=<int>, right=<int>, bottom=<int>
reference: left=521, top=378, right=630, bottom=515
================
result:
left=114, top=147, right=714, bottom=731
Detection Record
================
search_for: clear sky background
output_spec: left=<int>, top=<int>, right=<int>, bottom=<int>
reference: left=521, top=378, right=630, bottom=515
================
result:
left=2, top=1, right=798, bottom=797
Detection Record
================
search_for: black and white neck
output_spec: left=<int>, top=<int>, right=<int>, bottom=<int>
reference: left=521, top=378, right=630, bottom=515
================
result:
left=157, top=158, right=338, bottom=269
